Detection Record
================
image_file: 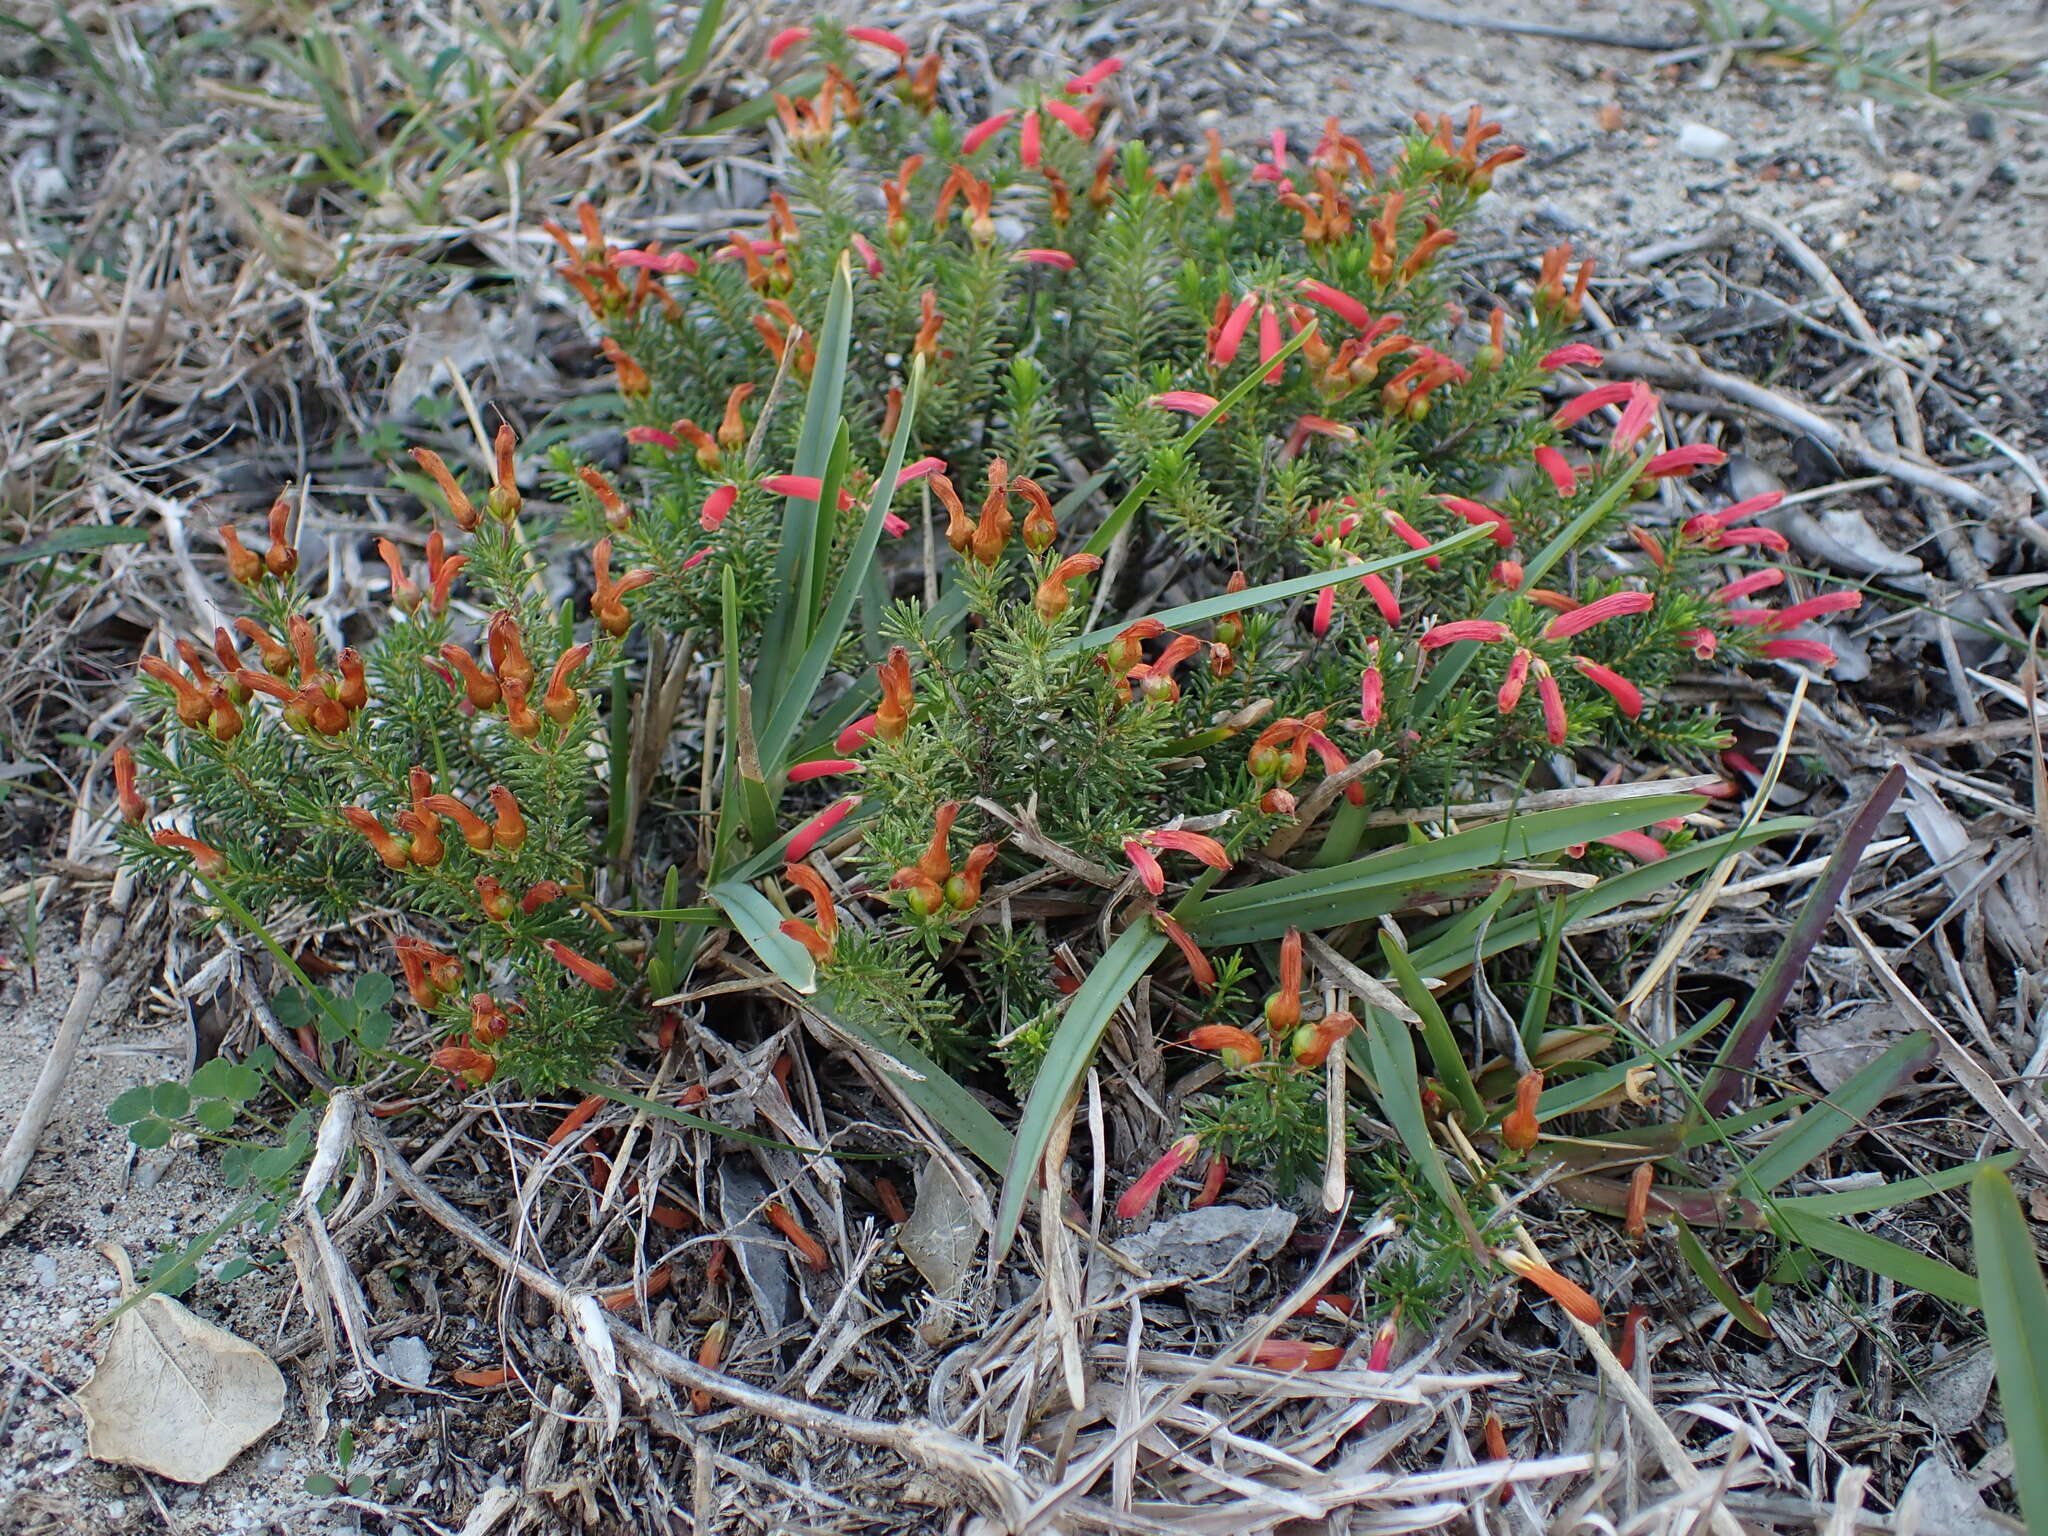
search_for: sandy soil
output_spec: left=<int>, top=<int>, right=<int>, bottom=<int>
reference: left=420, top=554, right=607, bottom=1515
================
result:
left=3, top=2, right=2045, bottom=1532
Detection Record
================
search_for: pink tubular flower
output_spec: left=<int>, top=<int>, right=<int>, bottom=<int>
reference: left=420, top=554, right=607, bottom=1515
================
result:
left=1359, top=572, right=1400, bottom=626
left=844, top=25, right=909, bottom=56
left=787, top=758, right=861, bottom=783
left=1019, top=108, right=1042, bottom=167
left=1382, top=511, right=1441, bottom=570
left=1367, top=1315, right=1399, bottom=1373
left=1535, top=661, right=1568, bottom=745
left=836, top=714, right=879, bottom=752
left=763, top=473, right=856, bottom=510
left=1440, top=496, right=1514, bottom=548
left=1043, top=99, right=1094, bottom=138
left=1066, top=56, right=1124, bottom=95
left=1258, top=301, right=1284, bottom=383
left=1572, top=656, right=1644, bottom=718
left=1492, top=560, right=1525, bottom=591
left=1211, top=294, right=1256, bottom=368
left=1498, top=647, right=1532, bottom=713
left=766, top=25, right=811, bottom=61
left=1679, top=627, right=1718, bottom=660
left=1543, top=590, right=1653, bottom=640
left=1715, top=527, right=1792, bottom=553
left=1540, top=343, right=1604, bottom=371
left=1552, top=381, right=1636, bottom=428
left=1116, top=1134, right=1199, bottom=1219
left=1420, top=619, right=1512, bottom=649
left=1597, top=830, right=1667, bottom=863
left=1123, top=839, right=1166, bottom=895
left=1297, top=278, right=1371, bottom=330
left=1722, top=607, right=1779, bottom=628
left=1285, top=414, right=1357, bottom=459
left=786, top=795, right=861, bottom=862
left=882, top=513, right=910, bottom=537
left=613, top=248, right=699, bottom=276
left=681, top=548, right=710, bottom=571
left=1770, top=591, right=1862, bottom=629
left=1312, top=585, right=1336, bottom=637
left=699, top=484, right=737, bottom=531
left=1760, top=637, right=1839, bottom=667
left=1013, top=247, right=1076, bottom=270
left=1713, top=569, right=1785, bottom=604
left=1151, top=389, right=1220, bottom=416
left=1251, top=128, right=1289, bottom=183
left=1640, top=443, right=1728, bottom=478
left=1610, top=381, right=1660, bottom=455
left=898, top=456, right=946, bottom=486
left=850, top=231, right=882, bottom=277
left=1534, top=445, right=1578, bottom=497
left=1685, top=490, right=1785, bottom=542
left=962, top=111, right=1013, bottom=154
left=627, top=425, right=681, bottom=451
left=1360, top=663, right=1384, bottom=727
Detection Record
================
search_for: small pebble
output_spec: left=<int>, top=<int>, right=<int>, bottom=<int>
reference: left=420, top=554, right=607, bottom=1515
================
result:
left=1676, top=122, right=1733, bottom=160
left=1967, top=109, right=1996, bottom=142
left=1888, top=169, right=1925, bottom=195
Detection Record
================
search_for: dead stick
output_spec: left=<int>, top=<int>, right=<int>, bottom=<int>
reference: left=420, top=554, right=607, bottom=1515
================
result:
left=0, top=870, right=135, bottom=1201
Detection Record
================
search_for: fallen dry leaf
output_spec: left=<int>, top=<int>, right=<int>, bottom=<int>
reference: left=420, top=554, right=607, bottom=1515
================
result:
left=76, top=1245, right=286, bottom=1484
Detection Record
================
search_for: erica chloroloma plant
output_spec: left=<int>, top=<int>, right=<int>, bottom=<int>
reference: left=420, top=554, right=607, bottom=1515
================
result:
left=118, top=18, right=1873, bottom=1317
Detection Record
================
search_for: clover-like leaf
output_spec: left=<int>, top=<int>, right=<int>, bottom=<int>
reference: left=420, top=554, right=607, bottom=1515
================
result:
left=151, top=1082, right=191, bottom=1120
left=108, top=1087, right=156, bottom=1126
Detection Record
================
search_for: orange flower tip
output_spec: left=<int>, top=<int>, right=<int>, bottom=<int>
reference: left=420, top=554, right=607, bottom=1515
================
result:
left=1149, top=390, right=1221, bottom=417
left=765, top=25, right=811, bottom=61
left=1012, top=248, right=1077, bottom=270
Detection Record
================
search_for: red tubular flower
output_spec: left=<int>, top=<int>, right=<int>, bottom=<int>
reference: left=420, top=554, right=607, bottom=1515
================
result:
left=412, top=447, right=479, bottom=531
left=1188, top=1025, right=1265, bottom=1068
left=1009, top=244, right=1077, bottom=271
left=1760, top=637, right=1838, bottom=667
left=543, top=643, right=591, bottom=726
left=1492, top=560, right=1525, bottom=591
left=1539, top=343, right=1603, bottom=371
left=765, top=25, right=811, bottom=60
left=699, top=484, right=737, bottom=532
left=1534, top=445, right=1578, bottom=497
left=836, top=715, right=879, bottom=752
left=786, top=796, right=861, bottom=863
left=1543, top=590, right=1653, bottom=640
left=1535, top=660, right=1568, bottom=745
left=1359, top=573, right=1400, bottom=626
left=1045, top=99, right=1094, bottom=138
left=1311, top=585, right=1336, bottom=638
left=1265, top=928, right=1304, bottom=1033
left=1770, top=591, right=1862, bottom=629
left=897, top=456, right=946, bottom=487
left=152, top=829, right=227, bottom=878
left=1249, top=1339, right=1345, bottom=1372
left=1610, top=381, right=1660, bottom=455
left=441, top=644, right=501, bottom=711
left=962, top=110, right=1013, bottom=154
left=1498, top=647, right=1532, bottom=714
left=488, top=786, right=526, bottom=852
left=1360, top=662, right=1385, bottom=729
left=1366, top=1315, right=1399, bottom=1373
left=1257, top=300, right=1284, bottom=384
left=1597, top=830, right=1668, bottom=863
left=875, top=646, right=914, bottom=741
left=1440, top=496, right=1514, bottom=547
left=1154, top=913, right=1215, bottom=992
left=627, top=426, right=681, bottom=452
left=1017, top=107, right=1042, bottom=167
left=1551, top=381, right=1636, bottom=429
left=341, top=806, right=411, bottom=870
left=1211, top=293, right=1256, bottom=367
left=1297, top=278, right=1370, bottom=330
left=1122, top=839, right=1165, bottom=895
left=1034, top=553, right=1103, bottom=621
left=547, top=940, right=618, bottom=992
left=1684, top=490, right=1785, bottom=543
left=1066, top=55, right=1123, bottom=94
left=787, top=758, right=861, bottom=784
left=1380, top=510, right=1441, bottom=570
left=612, top=247, right=698, bottom=276
left=422, top=792, right=494, bottom=852
left=520, top=880, right=564, bottom=915
left=844, top=24, right=908, bottom=56
left=1640, top=443, right=1727, bottom=478
left=1572, top=656, right=1644, bottom=718
left=1420, top=619, right=1511, bottom=649
left=1714, top=526, right=1792, bottom=553
left=1116, top=1134, right=1199, bottom=1219
left=1713, top=570, right=1786, bottom=605
left=1150, top=389, right=1220, bottom=416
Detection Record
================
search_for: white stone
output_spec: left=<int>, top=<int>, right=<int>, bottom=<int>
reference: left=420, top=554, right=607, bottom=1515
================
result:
left=1676, top=123, right=1734, bottom=160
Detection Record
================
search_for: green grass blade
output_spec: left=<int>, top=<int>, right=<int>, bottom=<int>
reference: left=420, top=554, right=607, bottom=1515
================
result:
left=1674, top=1218, right=1776, bottom=1337
left=1775, top=1154, right=2018, bottom=1217
left=1377, top=929, right=1484, bottom=1125
left=0, top=524, right=150, bottom=566
left=995, top=924, right=1167, bottom=1257
left=807, top=1003, right=1012, bottom=1173
left=676, top=0, right=727, bottom=78
left=706, top=879, right=817, bottom=996
left=1534, top=1001, right=1731, bottom=1119
left=1732, top=1031, right=1933, bottom=1197
left=1972, top=1167, right=2048, bottom=1528
left=1359, top=1009, right=1476, bottom=1239
left=1779, top=1204, right=1980, bottom=1308
left=1060, top=524, right=1491, bottom=657
left=1518, top=895, right=1567, bottom=1051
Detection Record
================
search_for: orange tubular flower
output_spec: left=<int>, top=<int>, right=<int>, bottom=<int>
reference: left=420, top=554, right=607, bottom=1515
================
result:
left=395, top=937, right=461, bottom=1011
left=501, top=675, right=540, bottom=741
left=207, top=686, right=244, bottom=743
left=1249, top=1339, right=1345, bottom=1372
left=232, top=618, right=290, bottom=678
left=488, top=786, right=526, bottom=853
left=412, top=447, right=479, bottom=531
left=969, top=460, right=1013, bottom=566
left=778, top=862, right=839, bottom=964
left=1018, top=479, right=1058, bottom=553
left=602, top=336, right=649, bottom=398
left=521, top=880, right=564, bottom=915
left=1034, top=553, right=1102, bottom=621
left=432, top=1045, right=496, bottom=1086
left=1155, top=913, right=1216, bottom=992
left=1500, top=1069, right=1543, bottom=1153
left=152, top=829, right=227, bottom=878
left=440, top=643, right=501, bottom=711
left=422, top=792, right=494, bottom=853
left=875, top=645, right=914, bottom=742
left=591, top=538, right=657, bottom=638
left=112, top=745, right=147, bottom=824
left=340, top=805, right=410, bottom=870
left=931, top=473, right=972, bottom=554
left=578, top=465, right=631, bottom=531
left=1499, top=1251, right=1603, bottom=1326
left=475, top=874, right=514, bottom=922
left=487, top=612, right=536, bottom=691
left=914, top=801, right=961, bottom=886
left=335, top=648, right=368, bottom=712
left=219, top=524, right=263, bottom=584
left=1129, top=634, right=1202, bottom=704
left=1188, top=1024, right=1264, bottom=1068
left=945, top=842, right=999, bottom=910
left=488, top=424, right=521, bottom=520
left=543, top=644, right=591, bottom=726
left=139, top=657, right=211, bottom=729
left=377, top=537, right=423, bottom=611
left=263, top=496, right=297, bottom=579
left=546, top=939, right=618, bottom=992
left=469, top=993, right=511, bottom=1044
left=1291, top=1009, right=1358, bottom=1069
left=1104, top=618, right=1164, bottom=674
left=1265, top=928, right=1304, bottom=1033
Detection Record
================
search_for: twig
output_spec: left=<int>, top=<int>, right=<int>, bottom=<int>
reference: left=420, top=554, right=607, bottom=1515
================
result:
left=0, top=869, right=135, bottom=1201
left=1343, top=0, right=1683, bottom=50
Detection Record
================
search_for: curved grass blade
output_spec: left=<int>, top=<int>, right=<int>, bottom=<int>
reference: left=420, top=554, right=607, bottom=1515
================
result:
left=1377, top=929, right=1483, bottom=1125
left=1971, top=1167, right=2048, bottom=1527
left=1359, top=1009, right=1482, bottom=1254
left=995, top=924, right=1167, bottom=1257
left=1778, top=1204, right=1979, bottom=1309
left=1731, top=1031, right=1932, bottom=1198
left=706, top=879, right=817, bottom=996
left=1673, top=1217, right=1776, bottom=1338
left=1777, top=1153, right=2017, bottom=1218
